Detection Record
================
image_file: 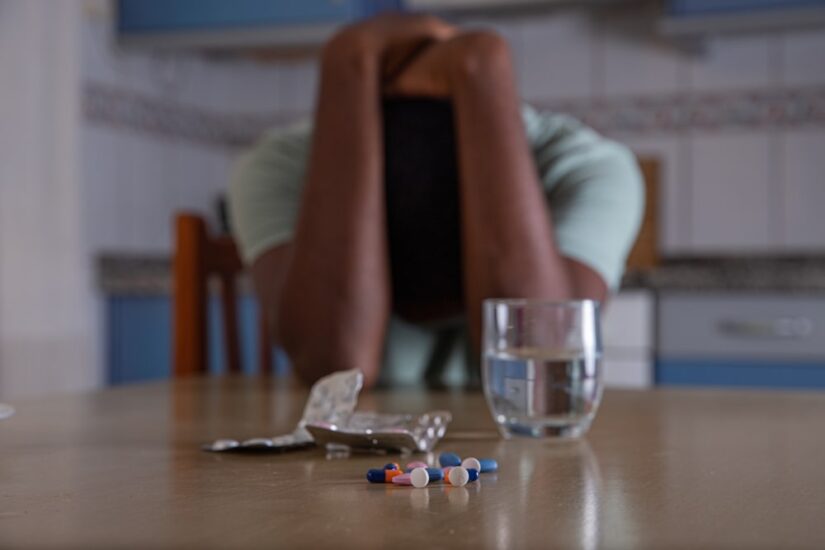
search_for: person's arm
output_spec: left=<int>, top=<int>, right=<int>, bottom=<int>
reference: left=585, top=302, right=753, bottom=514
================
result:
left=274, top=15, right=456, bottom=387
left=525, top=105, right=645, bottom=296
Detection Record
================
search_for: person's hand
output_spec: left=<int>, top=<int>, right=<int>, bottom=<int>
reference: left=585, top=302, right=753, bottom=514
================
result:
left=382, top=39, right=454, bottom=98
left=384, top=30, right=511, bottom=99
left=322, top=14, right=455, bottom=75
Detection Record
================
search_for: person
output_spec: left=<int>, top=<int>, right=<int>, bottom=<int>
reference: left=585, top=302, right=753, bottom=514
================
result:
left=228, top=14, right=643, bottom=388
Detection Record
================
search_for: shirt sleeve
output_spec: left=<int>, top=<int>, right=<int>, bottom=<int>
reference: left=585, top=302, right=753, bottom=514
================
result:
left=226, top=123, right=311, bottom=264
left=523, top=105, right=645, bottom=290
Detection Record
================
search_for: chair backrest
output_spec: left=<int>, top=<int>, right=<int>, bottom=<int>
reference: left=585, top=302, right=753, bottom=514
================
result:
left=172, top=213, right=271, bottom=377
left=626, top=157, right=660, bottom=271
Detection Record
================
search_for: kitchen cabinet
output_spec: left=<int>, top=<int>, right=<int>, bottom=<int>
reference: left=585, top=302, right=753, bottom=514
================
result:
left=117, top=0, right=403, bottom=49
left=657, top=292, right=825, bottom=388
left=107, top=295, right=284, bottom=384
left=107, top=290, right=656, bottom=388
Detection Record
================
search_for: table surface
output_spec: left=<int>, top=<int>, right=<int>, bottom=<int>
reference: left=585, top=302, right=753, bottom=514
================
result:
left=2, top=377, right=825, bottom=549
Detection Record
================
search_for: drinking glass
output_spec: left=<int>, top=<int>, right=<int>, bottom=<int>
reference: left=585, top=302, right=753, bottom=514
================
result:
left=482, top=299, right=603, bottom=438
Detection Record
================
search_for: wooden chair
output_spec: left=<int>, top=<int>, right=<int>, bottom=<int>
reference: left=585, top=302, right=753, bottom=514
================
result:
left=626, top=157, right=660, bottom=271
left=172, top=213, right=272, bottom=377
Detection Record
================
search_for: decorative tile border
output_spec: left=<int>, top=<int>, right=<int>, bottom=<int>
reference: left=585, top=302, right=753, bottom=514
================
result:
left=84, top=80, right=825, bottom=148
left=535, top=87, right=825, bottom=135
left=82, top=81, right=301, bottom=148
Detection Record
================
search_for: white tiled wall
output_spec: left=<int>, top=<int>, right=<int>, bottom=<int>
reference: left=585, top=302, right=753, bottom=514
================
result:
left=518, top=11, right=597, bottom=102
left=780, top=29, right=825, bottom=86
left=781, top=130, right=825, bottom=249
left=601, top=27, right=688, bottom=97
left=82, top=125, right=234, bottom=253
left=689, top=131, right=774, bottom=251
left=80, top=3, right=291, bottom=254
left=686, top=35, right=774, bottom=91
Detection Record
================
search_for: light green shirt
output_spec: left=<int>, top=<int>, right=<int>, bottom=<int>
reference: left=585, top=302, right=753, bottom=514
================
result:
left=228, top=104, right=644, bottom=385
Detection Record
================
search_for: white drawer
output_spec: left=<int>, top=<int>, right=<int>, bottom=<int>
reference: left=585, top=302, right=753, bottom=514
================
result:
left=602, top=290, right=654, bottom=350
left=659, top=293, right=825, bottom=360
left=603, top=356, right=652, bottom=389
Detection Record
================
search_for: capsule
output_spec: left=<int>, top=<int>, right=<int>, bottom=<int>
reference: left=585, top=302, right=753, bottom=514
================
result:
left=439, top=452, right=461, bottom=467
left=461, top=457, right=481, bottom=472
left=366, top=468, right=403, bottom=483
left=425, top=468, right=444, bottom=482
left=479, top=458, right=498, bottom=473
left=392, top=473, right=413, bottom=486
left=384, top=463, right=400, bottom=471
left=466, top=468, right=480, bottom=482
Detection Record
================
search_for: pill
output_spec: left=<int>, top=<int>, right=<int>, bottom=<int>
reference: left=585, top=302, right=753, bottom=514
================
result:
left=425, top=468, right=444, bottom=482
left=406, top=461, right=428, bottom=470
left=447, top=466, right=469, bottom=487
left=439, top=452, right=461, bottom=467
left=461, top=457, right=481, bottom=472
left=479, top=458, right=498, bottom=473
left=392, top=473, right=413, bottom=486
left=411, top=467, right=430, bottom=488
left=384, top=463, right=400, bottom=471
left=385, top=469, right=403, bottom=482
left=466, top=468, right=479, bottom=482
left=366, top=469, right=388, bottom=483
left=366, top=468, right=403, bottom=483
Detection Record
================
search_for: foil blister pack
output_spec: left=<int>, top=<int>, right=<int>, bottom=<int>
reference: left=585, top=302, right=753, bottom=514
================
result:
left=203, top=369, right=450, bottom=454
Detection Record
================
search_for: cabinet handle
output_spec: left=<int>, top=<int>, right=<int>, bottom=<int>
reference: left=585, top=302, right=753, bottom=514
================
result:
left=716, top=317, right=814, bottom=340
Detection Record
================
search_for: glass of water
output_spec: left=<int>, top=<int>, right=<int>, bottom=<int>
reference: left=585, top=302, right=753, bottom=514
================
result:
left=482, top=299, right=603, bottom=439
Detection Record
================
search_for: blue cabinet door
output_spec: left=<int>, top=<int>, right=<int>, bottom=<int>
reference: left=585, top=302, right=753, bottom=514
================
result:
left=107, top=295, right=287, bottom=385
left=667, top=0, right=825, bottom=16
left=118, top=0, right=403, bottom=33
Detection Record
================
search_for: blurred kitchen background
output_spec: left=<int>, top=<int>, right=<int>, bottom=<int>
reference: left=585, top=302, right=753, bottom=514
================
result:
left=1, top=0, right=824, bottom=399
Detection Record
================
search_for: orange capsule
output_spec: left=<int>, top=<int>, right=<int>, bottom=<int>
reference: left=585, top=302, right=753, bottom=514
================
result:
left=384, top=469, right=403, bottom=482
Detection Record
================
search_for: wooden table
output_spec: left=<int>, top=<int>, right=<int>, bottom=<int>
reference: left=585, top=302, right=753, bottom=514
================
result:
left=2, top=377, right=824, bottom=549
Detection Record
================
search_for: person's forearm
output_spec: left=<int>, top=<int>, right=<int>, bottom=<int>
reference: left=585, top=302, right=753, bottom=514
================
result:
left=448, top=33, right=575, bottom=345
left=277, top=43, right=390, bottom=387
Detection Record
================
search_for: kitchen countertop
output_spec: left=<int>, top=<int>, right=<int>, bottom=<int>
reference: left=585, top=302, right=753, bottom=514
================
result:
left=99, top=254, right=825, bottom=295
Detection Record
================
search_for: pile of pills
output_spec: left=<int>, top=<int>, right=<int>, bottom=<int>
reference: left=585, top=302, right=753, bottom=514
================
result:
left=366, top=452, right=498, bottom=488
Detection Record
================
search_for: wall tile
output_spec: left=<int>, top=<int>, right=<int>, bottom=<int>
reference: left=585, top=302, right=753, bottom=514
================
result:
left=688, top=131, right=773, bottom=251
left=81, top=126, right=121, bottom=252
left=601, top=20, right=686, bottom=97
left=687, top=35, right=772, bottom=92
left=518, top=11, right=595, bottom=102
left=780, top=28, right=825, bottom=87
left=781, top=129, right=825, bottom=250
left=277, top=61, right=319, bottom=115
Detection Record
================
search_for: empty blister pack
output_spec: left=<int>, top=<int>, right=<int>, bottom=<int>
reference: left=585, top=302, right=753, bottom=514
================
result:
left=203, top=369, right=450, bottom=454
